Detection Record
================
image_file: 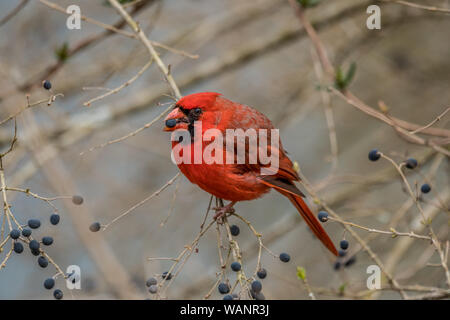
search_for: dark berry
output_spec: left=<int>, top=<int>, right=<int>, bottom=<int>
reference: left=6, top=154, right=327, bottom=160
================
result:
left=338, top=250, right=347, bottom=257
left=53, top=289, right=63, bottom=300
left=31, top=249, right=40, bottom=256
left=344, top=255, right=357, bottom=267
left=42, top=80, right=52, bottom=90
left=230, top=225, right=240, bottom=236
left=148, top=285, right=157, bottom=294
left=162, top=271, right=172, bottom=280
left=230, top=261, right=241, bottom=272
left=38, top=256, right=48, bottom=268
left=22, top=228, right=32, bottom=237
left=72, top=195, right=84, bottom=205
left=89, top=222, right=101, bottom=232
left=340, top=240, right=349, bottom=250
left=29, top=239, right=40, bottom=251
left=9, top=229, right=20, bottom=240
left=279, top=253, right=290, bottom=263
left=42, top=236, right=53, bottom=246
left=13, top=242, right=24, bottom=254
left=28, top=219, right=41, bottom=229
left=368, top=149, right=380, bottom=161
left=44, top=278, right=55, bottom=289
left=250, top=290, right=265, bottom=300
left=405, top=158, right=418, bottom=169
left=257, top=268, right=267, bottom=279
left=256, top=293, right=266, bottom=300
left=165, top=119, right=177, bottom=128
left=333, top=261, right=341, bottom=270
left=146, top=277, right=157, bottom=287
left=318, top=211, right=329, bottom=222
left=218, top=282, right=230, bottom=294
left=50, top=214, right=60, bottom=225
left=421, top=184, right=431, bottom=194
left=223, top=294, right=233, bottom=300
left=251, top=280, right=262, bottom=293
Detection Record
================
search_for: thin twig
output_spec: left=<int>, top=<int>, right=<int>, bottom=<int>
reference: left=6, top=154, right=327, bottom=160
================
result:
left=108, top=0, right=182, bottom=99
left=409, top=107, right=450, bottom=134
left=80, top=102, right=173, bottom=155
left=83, top=59, right=154, bottom=107
left=0, top=0, right=29, bottom=27
left=382, top=0, right=450, bottom=14
left=327, top=216, right=432, bottom=240
left=102, top=173, right=180, bottom=230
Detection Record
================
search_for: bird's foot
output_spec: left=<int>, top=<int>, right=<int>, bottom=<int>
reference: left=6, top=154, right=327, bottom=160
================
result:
left=213, top=202, right=236, bottom=221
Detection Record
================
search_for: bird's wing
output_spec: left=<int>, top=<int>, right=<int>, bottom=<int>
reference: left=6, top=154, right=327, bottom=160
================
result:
left=221, top=103, right=300, bottom=183
left=259, top=175, right=305, bottom=197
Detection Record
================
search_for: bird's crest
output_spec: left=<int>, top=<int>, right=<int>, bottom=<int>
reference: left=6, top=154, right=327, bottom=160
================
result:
left=176, top=92, right=222, bottom=110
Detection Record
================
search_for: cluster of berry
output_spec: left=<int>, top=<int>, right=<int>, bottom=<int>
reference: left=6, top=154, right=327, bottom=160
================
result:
left=368, top=149, right=431, bottom=193
left=221, top=224, right=290, bottom=300
left=8, top=193, right=84, bottom=299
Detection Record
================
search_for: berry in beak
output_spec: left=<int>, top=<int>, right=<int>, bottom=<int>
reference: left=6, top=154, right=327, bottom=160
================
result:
left=164, top=107, right=187, bottom=132
left=165, top=119, right=177, bottom=128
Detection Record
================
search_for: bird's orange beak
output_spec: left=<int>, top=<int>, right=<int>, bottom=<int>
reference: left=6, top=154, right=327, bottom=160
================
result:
left=163, top=108, right=188, bottom=132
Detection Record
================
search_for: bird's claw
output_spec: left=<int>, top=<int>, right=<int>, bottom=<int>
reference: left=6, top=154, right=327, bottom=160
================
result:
left=213, top=205, right=235, bottom=221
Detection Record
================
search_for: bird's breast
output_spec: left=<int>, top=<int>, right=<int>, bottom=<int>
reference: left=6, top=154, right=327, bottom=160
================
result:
left=173, top=141, right=270, bottom=201
left=178, top=161, right=270, bottom=202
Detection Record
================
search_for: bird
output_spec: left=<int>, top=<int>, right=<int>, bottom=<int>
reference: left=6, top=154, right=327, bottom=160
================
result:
left=164, top=92, right=337, bottom=256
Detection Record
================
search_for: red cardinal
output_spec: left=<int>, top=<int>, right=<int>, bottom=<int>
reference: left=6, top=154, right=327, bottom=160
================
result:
left=164, top=92, right=337, bottom=256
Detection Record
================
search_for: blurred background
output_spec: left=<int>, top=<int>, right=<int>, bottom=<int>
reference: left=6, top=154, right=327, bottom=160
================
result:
left=0, top=0, right=449, bottom=299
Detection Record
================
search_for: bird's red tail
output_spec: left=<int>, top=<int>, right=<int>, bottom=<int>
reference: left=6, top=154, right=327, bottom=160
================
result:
left=284, top=193, right=338, bottom=256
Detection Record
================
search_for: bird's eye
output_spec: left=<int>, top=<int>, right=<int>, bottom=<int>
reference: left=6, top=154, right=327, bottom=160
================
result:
left=193, top=108, right=202, bottom=115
